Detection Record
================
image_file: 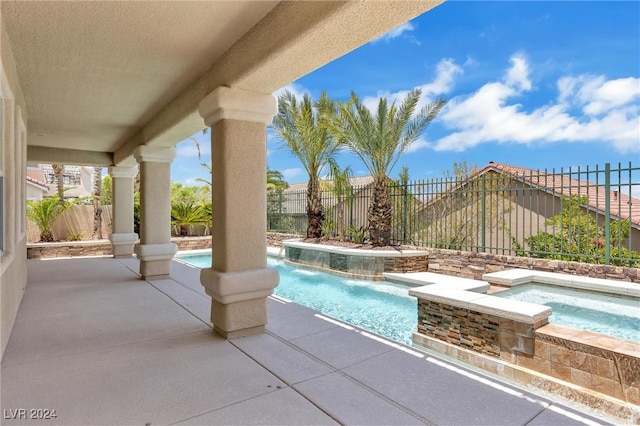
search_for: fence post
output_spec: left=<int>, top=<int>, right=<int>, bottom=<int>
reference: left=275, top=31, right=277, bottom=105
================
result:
left=604, top=163, right=611, bottom=264
left=278, top=190, right=283, bottom=231
left=402, top=180, right=409, bottom=244
left=481, top=174, right=486, bottom=252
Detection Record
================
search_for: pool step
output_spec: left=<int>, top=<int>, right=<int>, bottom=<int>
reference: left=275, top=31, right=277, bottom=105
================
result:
left=383, top=272, right=490, bottom=293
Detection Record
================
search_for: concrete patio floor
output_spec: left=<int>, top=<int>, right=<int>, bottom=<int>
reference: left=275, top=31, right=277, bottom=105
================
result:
left=1, top=256, right=617, bottom=425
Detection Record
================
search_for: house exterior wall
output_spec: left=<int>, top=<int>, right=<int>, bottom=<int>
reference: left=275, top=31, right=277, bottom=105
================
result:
left=417, top=174, right=640, bottom=255
left=26, top=182, right=45, bottom=200
left=1, top=17, right=28, bottom=360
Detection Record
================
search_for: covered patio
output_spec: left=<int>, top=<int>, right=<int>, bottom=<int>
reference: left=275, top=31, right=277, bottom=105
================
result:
left=1, top=0, right=445, bottom=359
left=2, top=256, right=611, bottom=425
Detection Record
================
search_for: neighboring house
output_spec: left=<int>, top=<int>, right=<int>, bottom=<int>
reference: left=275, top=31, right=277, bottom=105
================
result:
left=419, top=161, right=640, bottom=253
left=270, top=175, right=420, bottom=239
left=274, top=176, right=374, bottom=234
left=39, top=164, right=93, bottom=199
left=25, top=165, right=49, bottom=200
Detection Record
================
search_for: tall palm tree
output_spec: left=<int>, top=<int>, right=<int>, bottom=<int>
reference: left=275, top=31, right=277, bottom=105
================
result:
left=328, top=89, right=445, bottom=246
left=51, top=163, right=65, bottom=202
left=271, top=91, right=341, bottom=238
left=324, top=163, right=353, bottom=241
left=93, top=167, right=103, bottom=239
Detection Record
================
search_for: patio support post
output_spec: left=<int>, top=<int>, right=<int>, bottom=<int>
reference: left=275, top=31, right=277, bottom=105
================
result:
left=198, top=86, right=279, bottom=339
left=133, top=146, right=177, bottom=279
left=108, top=165, right=138, bottom=257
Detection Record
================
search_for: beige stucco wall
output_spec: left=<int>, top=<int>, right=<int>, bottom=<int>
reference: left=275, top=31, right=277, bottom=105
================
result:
left=1, top=15, right=29, bottom=360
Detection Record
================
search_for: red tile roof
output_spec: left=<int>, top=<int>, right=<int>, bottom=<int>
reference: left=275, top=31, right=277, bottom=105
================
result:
left=26, top=175, right=49, bottom=190
left=477, top=162, right=640, bottom=227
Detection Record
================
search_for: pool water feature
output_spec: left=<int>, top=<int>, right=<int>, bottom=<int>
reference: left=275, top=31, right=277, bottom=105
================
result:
left=494, top=283, right=639, bottom=342
left=178, top=254, right=417, bottom=345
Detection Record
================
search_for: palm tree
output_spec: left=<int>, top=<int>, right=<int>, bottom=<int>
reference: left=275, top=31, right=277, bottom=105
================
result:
left=93, top=167, right=103, bottom=239
left=171, top=201, right=207, bottom=236
left=26, top=198, right=73, bottom=242
left=267, top=168, right=288, bottom=192
left=51, top=164, right=65, bottom=202
left=271, top=91, right=341, bottom=238
left=328, top=89, right=445, bottom=246
left=324, top=163, right=353, bottom=241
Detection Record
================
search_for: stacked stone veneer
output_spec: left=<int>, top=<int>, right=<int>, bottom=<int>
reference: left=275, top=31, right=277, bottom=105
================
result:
left=404, top=247, right=640, bottom=283
left=416, top=301, right=640, bottom=406
left=417, top=300, right=552, bottom=359
left=27, top=236, right=213, bottom=259
left=285, top=244, right=428, bottom=278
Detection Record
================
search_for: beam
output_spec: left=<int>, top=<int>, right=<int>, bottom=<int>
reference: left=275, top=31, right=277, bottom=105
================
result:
left=27, top=146, right=114, bottom=166
left=113, top=0, right=443, bottom=165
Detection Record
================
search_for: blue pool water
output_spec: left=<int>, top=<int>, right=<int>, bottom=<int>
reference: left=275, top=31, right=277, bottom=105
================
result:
left=179, top=254, right=639, bottom=343
left=495, top=284, right=640, bottom=342
left=179, top=254, right=417, bottom=345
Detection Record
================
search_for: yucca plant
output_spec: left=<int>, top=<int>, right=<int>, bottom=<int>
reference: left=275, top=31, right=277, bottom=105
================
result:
left=171, top=202, right=207, bottom=236
left=26, top=198, right=73, bottom=242
left=326, top=89, right=445, bottom=246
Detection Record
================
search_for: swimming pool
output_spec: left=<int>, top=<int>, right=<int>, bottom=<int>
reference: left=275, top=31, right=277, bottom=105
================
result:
left=494, top=283, right=640, bottom=342
left=179, top=254, right=418, bottom=345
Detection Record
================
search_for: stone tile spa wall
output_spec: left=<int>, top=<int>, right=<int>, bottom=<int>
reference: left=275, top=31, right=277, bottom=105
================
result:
left=416, top=300, right=640, bottom=407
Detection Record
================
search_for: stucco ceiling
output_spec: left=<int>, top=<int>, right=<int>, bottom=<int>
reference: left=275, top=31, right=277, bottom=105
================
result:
left=2, top=1, right=278, bottom=153
left=1, top=1, right=443, bottom=166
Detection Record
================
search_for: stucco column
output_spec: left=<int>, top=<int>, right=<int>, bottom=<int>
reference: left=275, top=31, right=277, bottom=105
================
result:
left=198, top=86, right=279, bottom=339
left=133, top=146, right=177, bottom=280
left=108, top=165, right=138, bottom=257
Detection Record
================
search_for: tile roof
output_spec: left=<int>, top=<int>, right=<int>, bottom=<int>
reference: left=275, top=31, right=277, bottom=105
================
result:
left=285, top=175, right=375, bottom=192
left=26, top=175, right=49, bottom=190
left=477, top=162, right=640, bottom=227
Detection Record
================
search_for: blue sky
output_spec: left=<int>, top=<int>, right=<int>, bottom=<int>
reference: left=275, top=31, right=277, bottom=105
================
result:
left=172, top=1, right=639, bottom=187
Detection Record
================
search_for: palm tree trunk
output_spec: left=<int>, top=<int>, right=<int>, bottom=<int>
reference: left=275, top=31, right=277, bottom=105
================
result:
left=93, top=167, right=103, bottom=239
left=368, top=179, right=392, bottom=246
left=306, top=177, right=324, bottom=238
left=52, top=164, right=65, bottom=202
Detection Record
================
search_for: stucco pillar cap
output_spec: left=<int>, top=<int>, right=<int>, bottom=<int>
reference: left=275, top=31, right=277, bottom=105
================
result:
left=134, top=243, right=178, bottom=261
left=109, top=166, right=138, bottom=179
left=200, top=267, right=279, bottom=304
left=109, top=233, right=139, bottom=245
left=133, top=146, right=176, bottom=164
left=198, top=86, right=277, bottom=126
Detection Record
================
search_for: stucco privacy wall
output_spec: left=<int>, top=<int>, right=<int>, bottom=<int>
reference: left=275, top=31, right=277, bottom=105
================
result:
left=1, top=18, right=28, bottom=360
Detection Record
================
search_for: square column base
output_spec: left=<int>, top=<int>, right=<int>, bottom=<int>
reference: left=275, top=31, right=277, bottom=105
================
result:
left=211, top=298, right=267, bottom=339
left=135, top=243, right=177, bottom=280
left=139, top=260, right=172, bottom=280
left=109, top=232, right=138, bottom=258
left=201, top=267, right=279, bottom=339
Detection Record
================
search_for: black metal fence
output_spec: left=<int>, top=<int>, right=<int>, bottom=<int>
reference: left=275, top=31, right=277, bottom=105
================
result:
left=267, top=162, right=640, bottom=266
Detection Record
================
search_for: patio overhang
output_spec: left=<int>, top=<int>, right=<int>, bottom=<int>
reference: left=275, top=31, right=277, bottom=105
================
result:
left=2, top=0, right=444, bottom=166
left=1, top=0, right=445, bottom=356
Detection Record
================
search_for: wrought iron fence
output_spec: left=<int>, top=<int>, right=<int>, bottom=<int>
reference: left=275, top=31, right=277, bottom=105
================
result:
left=267, top=162, right=640, bottom=266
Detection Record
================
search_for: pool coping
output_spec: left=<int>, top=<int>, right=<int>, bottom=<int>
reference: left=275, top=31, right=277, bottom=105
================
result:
left=282, top=239, right=428, bottom=257
left=483, top=269, right=640, bottom=298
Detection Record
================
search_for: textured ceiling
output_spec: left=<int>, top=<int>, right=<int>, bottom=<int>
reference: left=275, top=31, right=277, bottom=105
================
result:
left=2, top=1, right=278, bottom=153
left=2, top=1, right=443, bottom=166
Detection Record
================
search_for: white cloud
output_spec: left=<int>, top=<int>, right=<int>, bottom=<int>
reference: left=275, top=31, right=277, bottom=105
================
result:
left=434, top=53, right=640, bottom=154
left=405, top=136, right=432, bottom=153
left=504, top=53, right=532, bottom=91
left=375, top=22, right=417, bottom=44
left=362, top=58, right=464, bottom=112
left=273, top=83, right=309, bottom=102
left=282, top=167, right=304, bottom=181
left=176, top=136, right=210, bottom=158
